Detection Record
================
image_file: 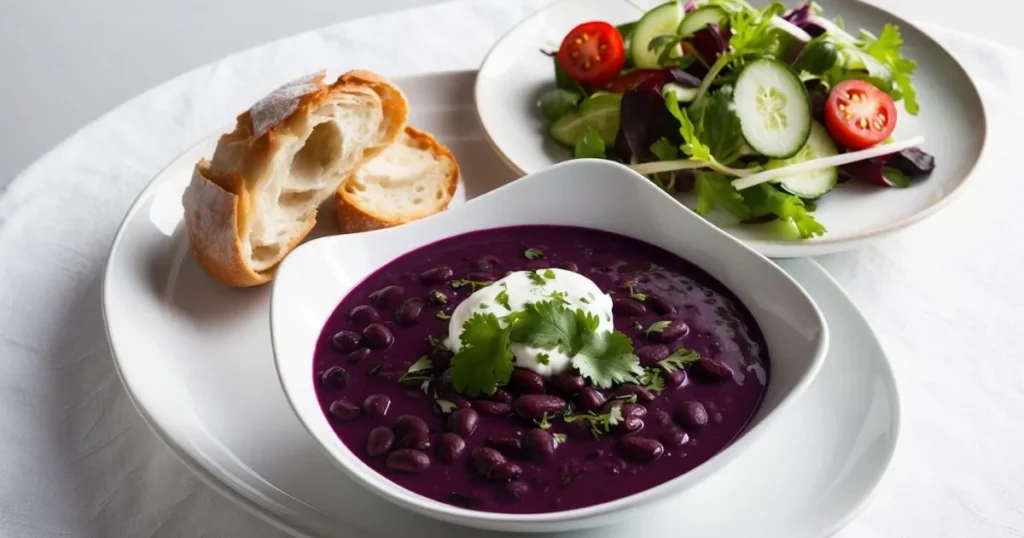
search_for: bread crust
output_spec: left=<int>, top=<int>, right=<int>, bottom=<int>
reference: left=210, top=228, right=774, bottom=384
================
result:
left=335, top=126, right=460, bottom=233
left=182, top=70, right=408, bottom=287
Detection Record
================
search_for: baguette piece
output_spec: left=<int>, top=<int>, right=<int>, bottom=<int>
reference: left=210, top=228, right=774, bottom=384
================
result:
left=335, top=126, right=459, bottom=233
left=182, top=70, right=408, bottom=286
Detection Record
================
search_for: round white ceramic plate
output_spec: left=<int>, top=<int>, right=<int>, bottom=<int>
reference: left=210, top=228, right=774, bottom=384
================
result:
left=103, top=70, right=900, bottom=538
left=475, top=0, right=987, bottom=258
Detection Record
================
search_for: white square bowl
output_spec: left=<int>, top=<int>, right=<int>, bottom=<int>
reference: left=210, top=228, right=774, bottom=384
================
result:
left=270, top=158, right=829, bottom=533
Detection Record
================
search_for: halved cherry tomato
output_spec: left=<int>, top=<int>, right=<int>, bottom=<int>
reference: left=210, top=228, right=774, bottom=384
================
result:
left=556, top=21, right=626, bottom=86
left=605, top=69, right=663, bottom=93
left=824, top=80, right=897, bottom=150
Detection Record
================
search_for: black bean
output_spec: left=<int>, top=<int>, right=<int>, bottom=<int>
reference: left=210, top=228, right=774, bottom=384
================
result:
left=349, top=305, right=380, bottom=325
left=557, top=261, right=579, bottom=272
left=648, top=295, right=677, bottom=315
left=694, top=357, right=735, bottom=382
left=362, top=394, right=391, bottom=418
left=649, top=410, right=673, bottom=429
left=486, top=437, right=523, bottom=456
left=510, top=368, right=546, bottom=394
left=661, top=428, right=690, bottom=447
left=328, top=400, right=361, bottom=421
left=549, top=372, right=586, bottom=395
left=471, top=447, right=506, bottom=477
left=436, top=369, right=454, bottom=393
left=618, top=437, right=664, bottom=462
left=319, top=366, right=349, bottom=388
left=612, top=416, right=644, bottom=436
left=653, top=320, right=689, bottom=342
left=489, top=462, right=523, bottom=483
left=346, top=349, right=371, bottom=364
left=366, top=426, right=395, bottom=457
left=361, top=323, right=394, bottom=349
left=394, top=415, right=429, bottom=439
left=330, top=331, right=361, bottom=352
left=369, top=285, right=405, bottom=308
left=464, top=271, right=496, bottom=283
left=430, top=350, right=453, bottom=372
left=664, top=369, right=687, bottom=389
left=471, top=256, right=499, bottom=272
left=472, top=400, right=513, bottom=417
left=447, top=408, right=479, bottom=438
left=613, top=384, right=656, bottom=404
left=513, top=394, right=567, bottom=420
left=575, top=387, right=606, bottom=411
left=490, top=389, right=514, bottom=404
left=420, top=266, right=454, bottom=285
left=623, top=403, right=648, bottom=419
left=386, top=449, right=430, bottom=473
left=676, top=401, right=708, bottom=429
left=612, top=298, right=646, bottom=317
left=499, top=481, right=529, bottom=502
left=436, top=433, right=466, bottom=463
left=395, top=298, right=425, bottom=326
left=635, top=344, right=670, bottom=366
left=523, top=428, right=556, bottom=461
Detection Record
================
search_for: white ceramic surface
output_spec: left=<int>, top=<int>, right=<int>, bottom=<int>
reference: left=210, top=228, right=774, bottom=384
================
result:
left=103, top=70, right=899, bottom=538
left=475, top=0, right=987, bottom=258
left=270, top=159, right=829, bottom=532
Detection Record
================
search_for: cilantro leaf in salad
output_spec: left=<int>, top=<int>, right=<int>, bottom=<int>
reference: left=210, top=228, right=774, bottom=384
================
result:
left=535, top=0, right=935, bottom=241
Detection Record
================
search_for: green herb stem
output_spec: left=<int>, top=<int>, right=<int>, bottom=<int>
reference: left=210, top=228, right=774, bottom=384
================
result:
left=689, top=54, right=731, bottom=112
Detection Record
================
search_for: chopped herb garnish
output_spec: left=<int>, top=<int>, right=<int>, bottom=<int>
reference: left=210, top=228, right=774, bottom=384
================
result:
left=451, top=279, right=492, bottom=291
left=542, top=269, right=556, bottom=279
left=429, top=290, right=448, bottom=305
left=580, top=297, right=591, bottom=304
left=643, top=320, right=671, bottom=335
left=435, top=398, right=458, bottom=414
left=564, top=406, right=624, bottom=438
left=536, top=352, right=550, bottom=365
left=615, top=393, right=639, bottom=404
left=552, top=432, right=567, bottom=447
left=427, top=334, right=449, bottom=353
left=480, top=304, right=490, bottom=309
left=524, top=248, right=544, bottom=260
left=495, top=285, right=511, bottom=311
left=420, top=379, right=432, bottom=394
left=658, top=348, right=701, bottom=372
left=398, top=356, right=433, bottom=384
left=436, top=311, right=451, bottom=320
left=536, top=412, right=553, bottom=429
left=546, top=289, right=570, bottom=305
left=638, top=368, right=665, bottom=393
left=527, top=271, right=547, bottom=286
left=624, top=281, right=648, bottom=302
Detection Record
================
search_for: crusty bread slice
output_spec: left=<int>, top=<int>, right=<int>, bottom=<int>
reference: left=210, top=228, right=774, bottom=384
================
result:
left=182, top=70, right=408, bottom=287
left=335, top=126, right=459, bottom=233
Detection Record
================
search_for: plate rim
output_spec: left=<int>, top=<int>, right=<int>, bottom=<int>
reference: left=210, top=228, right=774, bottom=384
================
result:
left=473, top=0, right=989, bottom=257
left=101, top=69, right=901, bottom=538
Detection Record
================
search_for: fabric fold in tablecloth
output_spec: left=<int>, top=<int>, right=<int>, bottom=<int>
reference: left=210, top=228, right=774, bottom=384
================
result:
left=1, top=0, right=1022, bottom=536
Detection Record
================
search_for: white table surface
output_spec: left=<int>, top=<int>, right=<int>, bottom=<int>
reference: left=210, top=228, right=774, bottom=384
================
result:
left=1, top=0, right=1023, bottom=537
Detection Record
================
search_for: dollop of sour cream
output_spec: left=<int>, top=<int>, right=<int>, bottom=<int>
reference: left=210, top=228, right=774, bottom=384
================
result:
left=446, top=269, right=614, bottom=377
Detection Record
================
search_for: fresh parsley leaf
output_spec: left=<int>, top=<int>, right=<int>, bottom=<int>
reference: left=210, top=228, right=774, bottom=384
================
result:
left=573, top=330, right=644, bottom=389
left=643, top=320, right=671, bottom=335
left=695, top=171, right=751, bottom=220
left=436, top=311, right=451, bottom=320
left=398, top=356, right=433, bottom=383
left=574, top=126, right=606, bottom=159
left=536, top=352, right=551, bottom=365
left=650, top=137, right=680, bottom=161
left=882, top=167, right=911, bottom=188
left=495, top=287, right=511, bottom=311
left=451, top=312, right=514, bottom=397
left=659, top=347, right=701, bottom=372
left=552, top=432, right=568, bottom=447
left=638, top=368, right=665, bottom=393
left=539, top=89, right=581, bottom=122
left=509, top=301, right=579, bottom=353
left=527, top=271, right=547, bottom=286
left=726, top=2, right=786, bottom=59
left=524, top=248, right=544, bottom=260
left=542, top=269, right=556, bottom=279
left=564, top=406, right=624, bottom=438
left=859, top=24, right=918, bottom=115
left=451, top=279, right=492, bottom=291
left=741, top=183, right=826, bottom=239
left=689, top=86, right=744, bottom=163
left=665, top=91, right=713, bottom=163
left=435, top=398, right=458, bottom=414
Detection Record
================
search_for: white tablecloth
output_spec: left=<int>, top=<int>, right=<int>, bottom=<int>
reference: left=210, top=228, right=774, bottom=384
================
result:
left=1, top=0, right=1021, bottom=536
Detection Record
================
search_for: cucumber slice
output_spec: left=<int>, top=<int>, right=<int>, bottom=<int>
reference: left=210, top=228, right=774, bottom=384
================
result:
left=549, top=93, right=622, bottom=147
left=662, top=83, right=700, bottom=104
left=677, top=5, right=728, bottom=37
left=733, top=58, right=811, bottom=159
left=769, top=122, right=839, bottom=198
left=631, top=1, right=686, bottom=69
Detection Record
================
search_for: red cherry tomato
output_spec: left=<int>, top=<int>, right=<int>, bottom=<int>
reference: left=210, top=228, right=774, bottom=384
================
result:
left=556, top=21, right=626, bottom=86
left=824, top=80, right=897, bottom=150
left=605, top=69, right=663, bottom=93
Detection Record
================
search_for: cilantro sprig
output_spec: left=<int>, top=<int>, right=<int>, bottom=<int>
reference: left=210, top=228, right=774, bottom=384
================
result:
left=659, top=347, right=701, bottom=372
left=450, top=313, right=515, bottom=397
left=398, top=356, right=433, bottom=384
left=564, top=406, right=624, bottom=438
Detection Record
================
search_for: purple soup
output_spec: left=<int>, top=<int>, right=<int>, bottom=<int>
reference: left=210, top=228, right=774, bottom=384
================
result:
left=313, top=226, right=769, bottom=514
